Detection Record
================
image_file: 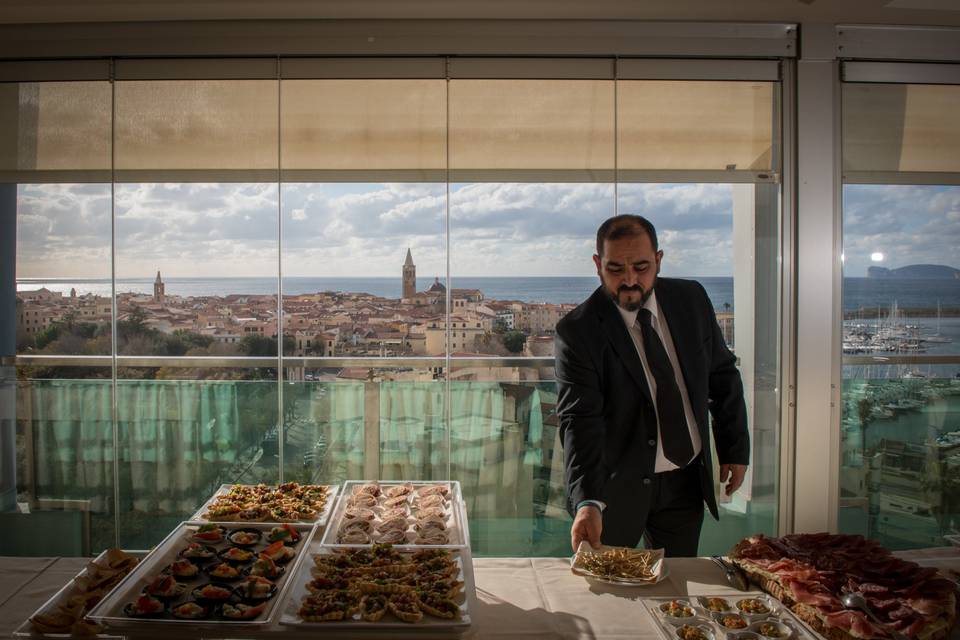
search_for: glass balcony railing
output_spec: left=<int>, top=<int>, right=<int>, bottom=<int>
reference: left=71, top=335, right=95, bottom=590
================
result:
left=13, top=357, right=575, bottom=554
left=839, top=361, right=960, bottom=550
left=12, top=353, right=777, bottom=556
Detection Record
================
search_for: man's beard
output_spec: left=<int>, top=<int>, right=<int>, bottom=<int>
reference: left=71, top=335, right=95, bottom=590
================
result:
left=608, top=283, right=654, bottom=312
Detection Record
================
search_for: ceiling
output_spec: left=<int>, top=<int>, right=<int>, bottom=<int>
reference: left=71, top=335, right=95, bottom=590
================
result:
left=3, top=0, right=960, bottom=26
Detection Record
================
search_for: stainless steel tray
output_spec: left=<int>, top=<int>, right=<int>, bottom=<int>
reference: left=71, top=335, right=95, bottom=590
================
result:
left=12, top=550, right=145, bottom=639
left=642, top=593, right=821, bottom=640
left=320, top=480, right=465, bottom=549
left=277, top=541, right=474, bottom=631
left=189, top=483, right=340, bottom=527
left=86, top=521, right=314, bottom=629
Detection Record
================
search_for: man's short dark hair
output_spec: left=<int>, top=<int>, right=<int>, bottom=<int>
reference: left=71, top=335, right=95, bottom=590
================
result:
left=596, top=214, right=659, bottom=257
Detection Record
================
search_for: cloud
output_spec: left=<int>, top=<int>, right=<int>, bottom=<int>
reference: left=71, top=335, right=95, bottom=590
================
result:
left=16, top=184, right=112, bottom=278
left=27, top=181, right=956, bottom=281
left=843, top=185, right=960, bottom=277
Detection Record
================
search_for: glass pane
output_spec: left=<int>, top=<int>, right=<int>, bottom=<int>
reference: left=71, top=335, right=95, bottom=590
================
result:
left=616, top=183, right=781, bottom=556
left=0, top=82, right=111, bottom=177
left=280, top=182, right=448, bottom=481
left=114, top=183, right=279, bottom=357
left=115, top=80, right=279, bottom=172
left=448, top=374, right=566, bottom=555
left=115, top=368, right=279, bottom=549
left=280, top=182, right=446, bottom=357
left=281, top=80, right=446, bottom=173
left=618, top=81, right=774, bottom=171
left=17, top=184, right=112, bottom=355
left=449, top=80, right=615, bottom=176
left=843, top=83, right=960, bottom=173
left=448, top=183, right=613, bottom=358
left=840, top=184, right=960, bottom=548
left=379, top=380, right=447, bottom=481
left=444, top=181, right=779, bottom=556
left=14, top=365, right=115, bottom=555
left=282, top=380, right=366, bottom=484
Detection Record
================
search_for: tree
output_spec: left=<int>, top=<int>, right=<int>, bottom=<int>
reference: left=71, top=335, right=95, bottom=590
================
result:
left=118, top=305, right=149, bottom=337
left=503, top=330, right=526, bottom=354
left=163, top=330, right=214, bottom=356
left=240, top=334, right=278, bottom=357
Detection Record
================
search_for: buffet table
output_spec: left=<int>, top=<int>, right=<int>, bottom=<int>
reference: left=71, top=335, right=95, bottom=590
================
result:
left=3, top=550, right=959, bottom=640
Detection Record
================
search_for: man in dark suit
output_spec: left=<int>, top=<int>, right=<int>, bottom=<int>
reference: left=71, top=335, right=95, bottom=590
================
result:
left=555, top=214, right=749, bottom=557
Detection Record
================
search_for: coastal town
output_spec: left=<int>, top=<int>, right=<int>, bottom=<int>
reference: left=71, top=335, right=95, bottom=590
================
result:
left=16, top=249, right=576, bottom=365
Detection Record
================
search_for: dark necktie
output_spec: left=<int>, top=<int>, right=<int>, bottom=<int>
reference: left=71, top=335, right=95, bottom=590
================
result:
left=637, top=308, right=694, bottom=467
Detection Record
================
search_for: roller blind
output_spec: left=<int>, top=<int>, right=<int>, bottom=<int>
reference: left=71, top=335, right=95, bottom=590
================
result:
left=448, top=79, right=615, bottom=182
left=280, top=79, right=446, bottom=182
left=843, top=83, right=960, bottom=174
left=114, top=80, right=279, bottom=182
left=617, top=81, right=774, bottom=175
left=0, top=81, right=111, bottom=182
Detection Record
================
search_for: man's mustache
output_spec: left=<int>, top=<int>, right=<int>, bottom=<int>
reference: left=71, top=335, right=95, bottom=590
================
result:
left=618, top=285, right=644, bottom=294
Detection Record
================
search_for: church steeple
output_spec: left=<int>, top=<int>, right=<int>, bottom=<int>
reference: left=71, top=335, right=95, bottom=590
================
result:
left=153, top=270, right=165, bottom=304
left=402, top=249, right=416, bottom=299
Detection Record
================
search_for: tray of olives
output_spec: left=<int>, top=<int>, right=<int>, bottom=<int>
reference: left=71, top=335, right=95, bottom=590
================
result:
left=642, top=594, right=819, bottom=640
left=86, top=521, right=313, bottom=629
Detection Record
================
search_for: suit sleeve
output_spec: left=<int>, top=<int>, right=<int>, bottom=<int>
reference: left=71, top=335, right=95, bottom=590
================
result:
left=699, top=284, right=750, bottom=466
left=554, top=321, right=607, bottom=511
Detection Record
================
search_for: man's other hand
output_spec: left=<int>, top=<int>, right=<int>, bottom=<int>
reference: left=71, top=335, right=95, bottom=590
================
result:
left=571, top=505, right=602, bottom=551
left=719, top=464, right=748, bottom=496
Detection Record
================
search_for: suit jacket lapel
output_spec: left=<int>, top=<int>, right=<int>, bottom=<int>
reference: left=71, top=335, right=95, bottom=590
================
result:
left=590, top=287, right=654, bottom=406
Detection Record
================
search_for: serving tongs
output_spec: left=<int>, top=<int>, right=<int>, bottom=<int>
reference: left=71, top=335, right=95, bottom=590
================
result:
left=710, top=555, right=750, bottom=591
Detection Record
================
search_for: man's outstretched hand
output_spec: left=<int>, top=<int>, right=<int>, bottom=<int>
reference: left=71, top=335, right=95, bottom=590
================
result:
left=571, top=505, right=602, bottom=551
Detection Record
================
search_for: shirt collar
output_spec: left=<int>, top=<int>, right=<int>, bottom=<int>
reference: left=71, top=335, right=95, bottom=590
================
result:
left=615, top=289, right=660, bottom=329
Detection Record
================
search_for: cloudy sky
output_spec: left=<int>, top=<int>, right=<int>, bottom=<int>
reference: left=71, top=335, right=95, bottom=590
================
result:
left=15, top=182, right=960, bottom=280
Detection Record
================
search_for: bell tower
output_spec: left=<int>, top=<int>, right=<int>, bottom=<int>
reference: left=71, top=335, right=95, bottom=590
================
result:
left=153, top=270, right=165, bottom=304
left=402, top=249, right=416, bottom=299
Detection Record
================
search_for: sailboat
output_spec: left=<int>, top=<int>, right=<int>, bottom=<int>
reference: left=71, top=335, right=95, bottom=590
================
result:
left=925, top=300, right=952, bottom=344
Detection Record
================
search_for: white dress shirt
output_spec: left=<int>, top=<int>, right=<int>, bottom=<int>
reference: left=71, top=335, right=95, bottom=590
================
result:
left=616, top=290, right=702, bottom=473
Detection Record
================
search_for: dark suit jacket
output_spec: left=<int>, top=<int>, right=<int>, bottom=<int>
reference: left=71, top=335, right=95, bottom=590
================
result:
left=554, top=278, right=749, bottom=545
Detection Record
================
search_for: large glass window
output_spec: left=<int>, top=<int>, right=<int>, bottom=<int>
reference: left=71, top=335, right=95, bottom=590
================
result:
left=8, top=63, right=784, bottom=556
left=839, top=77, right=960, bottom=549
left=7, top=81, right=114, bottom=554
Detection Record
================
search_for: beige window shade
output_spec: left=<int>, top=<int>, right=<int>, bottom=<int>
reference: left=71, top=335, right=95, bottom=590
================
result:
left=0, top=81, right=110, bottom=182
left=617, top=81, right=774, bottom=173
left=114, top=80, right=278, bottom=181
left=281, top=79, right=446, bottom=181
left=843, top=83, right=960, bottom=174
left=449, top=80, right=615, bottom=182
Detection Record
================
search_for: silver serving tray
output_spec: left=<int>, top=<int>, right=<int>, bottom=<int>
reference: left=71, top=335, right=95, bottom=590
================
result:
left=86, top=521, right=314, bottom=629
left=642, top=593, right=821, bottom=640
left=189, top=483, right=340, bottom=527
left=277, top=541, right=474, bottom=631
left=320, top=480, right=466, bottom=549
left=12, top=550, right=145, bottom=639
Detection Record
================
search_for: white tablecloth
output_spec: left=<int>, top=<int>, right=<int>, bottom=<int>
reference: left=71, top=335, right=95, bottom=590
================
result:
left=2, top=550, right=958, bottom=639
